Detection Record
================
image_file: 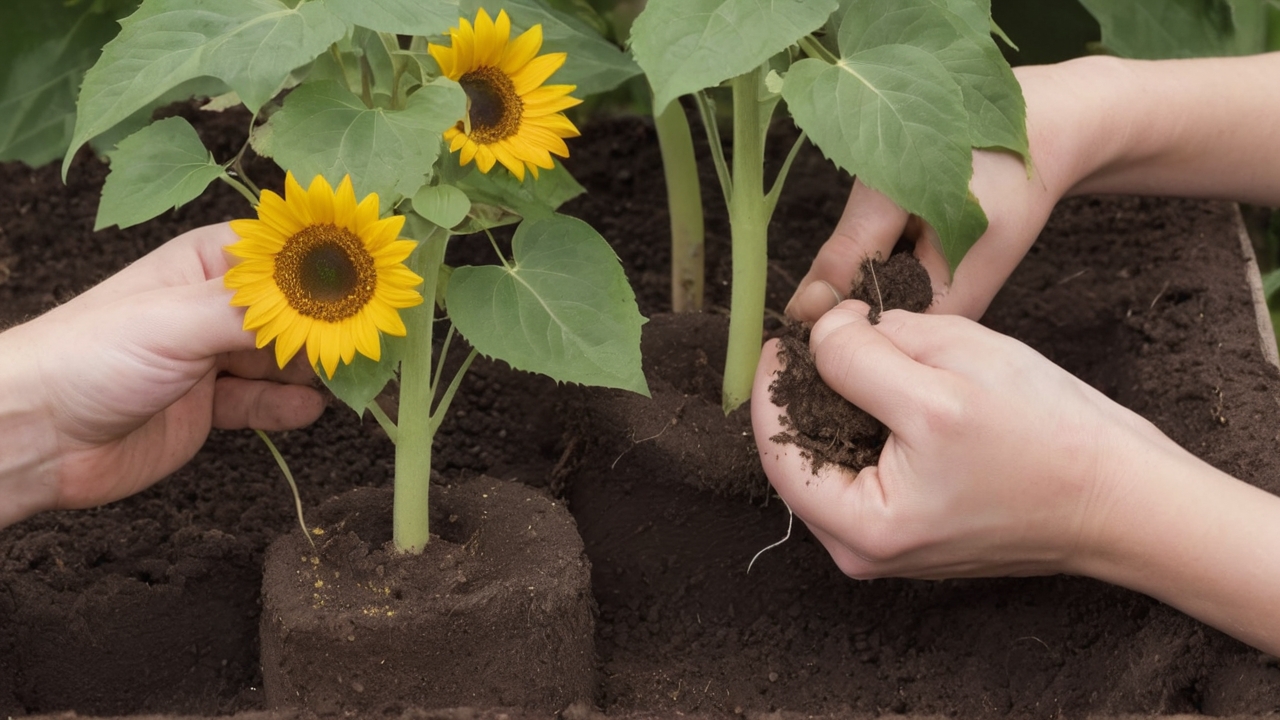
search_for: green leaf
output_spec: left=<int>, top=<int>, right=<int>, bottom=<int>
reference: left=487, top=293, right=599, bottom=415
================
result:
left=0, top=2, right=132, bottom=166
left=1264, top=267, right=1280, bottom=301
left=95, top=116, right=226, bottom=230
left=89, top=76, right=232, bottom=157
left=252, top=78, right=465, bottom=204
left=351, top=27, right=398, bottom=101
left=411, top=184, right=472, bottom=229
left=321, top=0, right=458, bottom=36
left=323, top=333, right=407, bottom=415
left=446, top=214, right=649, bottom=395
left=444, top=158, right=585, bottom=232
left=630, top=0, right=838, bottom=111
left=542, top=0, right=612, bottom=38
left=1078, top=0, right=1241, bottom=58
left=783, top=46, right=986, bottom=268
left=66, top=0, right=348, bottom=175
left=838, top=0, right=1026, bottom=158
left=458, top=0, right=640, bottom=96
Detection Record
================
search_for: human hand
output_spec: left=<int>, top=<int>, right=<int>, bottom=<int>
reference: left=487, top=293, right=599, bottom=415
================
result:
left=0, top=223, right=326, bottom=526
left=786, top=60, right=1111, bottom=322
left=751, top=301, right=1183, bottom=579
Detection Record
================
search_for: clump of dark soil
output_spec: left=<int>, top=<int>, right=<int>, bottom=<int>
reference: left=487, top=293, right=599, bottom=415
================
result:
left=769, top=247, right=934, bottom=472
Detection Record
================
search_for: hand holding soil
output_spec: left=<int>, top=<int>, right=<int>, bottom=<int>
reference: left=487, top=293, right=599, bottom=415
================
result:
left=761, top=50, right=1280, bottom=656
left=754, top=300, right=1280, bottom=655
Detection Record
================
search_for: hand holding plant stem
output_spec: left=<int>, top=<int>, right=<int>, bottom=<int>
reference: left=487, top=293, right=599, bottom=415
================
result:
left=65, top=1, right=649, bottom=554
left=628, top=0, right=1029, bottom=412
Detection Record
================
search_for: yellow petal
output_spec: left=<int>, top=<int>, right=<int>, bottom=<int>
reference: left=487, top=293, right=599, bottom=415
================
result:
left=284, top=172, right=313, bottom=226
left=370, top=300, right=409, bottom=336
left=474, top=145, right=497, bottom=173
left=453, top=23, right=475, bottom=75
left=499, top=24, right=543, bottom=75
left=517, top=124, right=571, bottom=157
left=491, top=143, right=525, bottom=180
left=306, top=174, right=336, bottom=224
left=354, top=313, right=381, bottom=360
left=333, top=176, right=358, bottom=229
left=279, top=315, right=312, bottom=361
left=353, top=193, right=380, bottom=233
left=319, top=325, right=341, bottom=379
left=522, top=88, right=582, bottom=117
left=458, top=138, right=479, bottom=166
left=376, top=242, right=421, bottom=267
left=510, top=52, right=566, bottom=95
left=339, top=321, right=356, bottom=365
left=428, top=42, right=455, bottom=79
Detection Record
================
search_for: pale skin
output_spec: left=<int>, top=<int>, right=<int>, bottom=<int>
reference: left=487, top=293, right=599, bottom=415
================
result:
left=0, top=223, right=325, bottom=530
left=755, top=51, right=1280, bottom=656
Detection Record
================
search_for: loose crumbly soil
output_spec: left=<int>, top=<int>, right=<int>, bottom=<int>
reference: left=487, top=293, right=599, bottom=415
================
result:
left=2, top=108, right=1279, bottom=718
left=769, top=248, right=935, bottom=473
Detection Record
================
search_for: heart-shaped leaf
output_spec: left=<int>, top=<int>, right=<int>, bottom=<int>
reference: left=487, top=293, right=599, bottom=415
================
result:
left=446, top=214, right=648, bottom=395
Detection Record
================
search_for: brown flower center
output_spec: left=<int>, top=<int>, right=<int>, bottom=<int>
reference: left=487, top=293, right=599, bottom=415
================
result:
left=459, top=66, right=522, bottom=143
left=274, top=223, right=376, bottom=321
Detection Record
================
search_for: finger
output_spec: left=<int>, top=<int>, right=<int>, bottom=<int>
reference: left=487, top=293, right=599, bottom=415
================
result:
left=211, top=377, right=327, bottom=431
left=751, top=345, right=881, bottom=569
left=751, top=340, right=853, bottom=522
left=808, top=301, right=954, bottom=435
left=930, top=235, right=1028, bottom=319
left=786, top=181, right=910, bottom=322
left=69, top=224, right=240, bottom=309
left=223, top=346, right=320, bottom=385
left=112, top=277, right=257, bottom=361
left=868, top=309, right=1004, bottom=373
left=929, top=149, right=1052, bottom=319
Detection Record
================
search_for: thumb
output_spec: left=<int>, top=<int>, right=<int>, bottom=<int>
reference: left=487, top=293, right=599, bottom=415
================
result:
left=809, top=301, right=950, bottom=437
left=109, top=278, right=256, bottom=362
left=786, top=181, right=910, bottom=322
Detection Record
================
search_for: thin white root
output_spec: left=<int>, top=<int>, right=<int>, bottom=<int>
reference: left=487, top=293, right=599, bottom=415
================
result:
left=747, top=498, right=794, bottom=574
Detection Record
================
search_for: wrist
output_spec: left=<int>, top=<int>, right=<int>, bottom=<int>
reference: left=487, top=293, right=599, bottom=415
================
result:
left=1068, top=435, right=1280, bottom=652
left=1061, top=52, right=1280, bottom=205
left=1014, top=55, right=1142, bottom=202
left=0, top=322, right=61, bottom=528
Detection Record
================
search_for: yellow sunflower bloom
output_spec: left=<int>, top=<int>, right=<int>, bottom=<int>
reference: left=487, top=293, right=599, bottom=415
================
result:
left=224, top=172, right=424, bottom=379
left=429, top=8, right=582, bottom=181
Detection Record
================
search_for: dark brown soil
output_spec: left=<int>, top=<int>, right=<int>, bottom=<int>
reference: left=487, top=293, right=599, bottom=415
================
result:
left=259, top=479, right=596, bottom=715
left=2, top=108, right=1280, bottom=718
left=769, top=248, right=935, bottom=473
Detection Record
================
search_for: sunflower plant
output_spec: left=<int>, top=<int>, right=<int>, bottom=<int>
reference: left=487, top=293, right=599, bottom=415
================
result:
left=628, top=0, right=1030, bottom=412
left=65, top=0, right=648, bottom=553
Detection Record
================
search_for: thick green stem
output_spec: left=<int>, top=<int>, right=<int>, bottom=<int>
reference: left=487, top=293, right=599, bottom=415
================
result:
left=653, top=98, right=705, bottom=313
left=721, top=68, right=771, bottom=413
left=393, top=230, right=448, bottom=553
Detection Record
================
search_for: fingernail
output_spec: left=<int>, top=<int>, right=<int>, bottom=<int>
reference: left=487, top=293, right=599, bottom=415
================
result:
left=789, top=281, right=843, bottom=320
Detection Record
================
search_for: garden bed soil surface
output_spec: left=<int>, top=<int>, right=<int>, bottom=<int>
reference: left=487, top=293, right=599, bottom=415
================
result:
left=2, top=109, right=1280, bottom=718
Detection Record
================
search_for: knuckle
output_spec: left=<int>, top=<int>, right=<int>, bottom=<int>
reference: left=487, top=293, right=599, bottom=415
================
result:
left=915, top=385, right=969, bottom=435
